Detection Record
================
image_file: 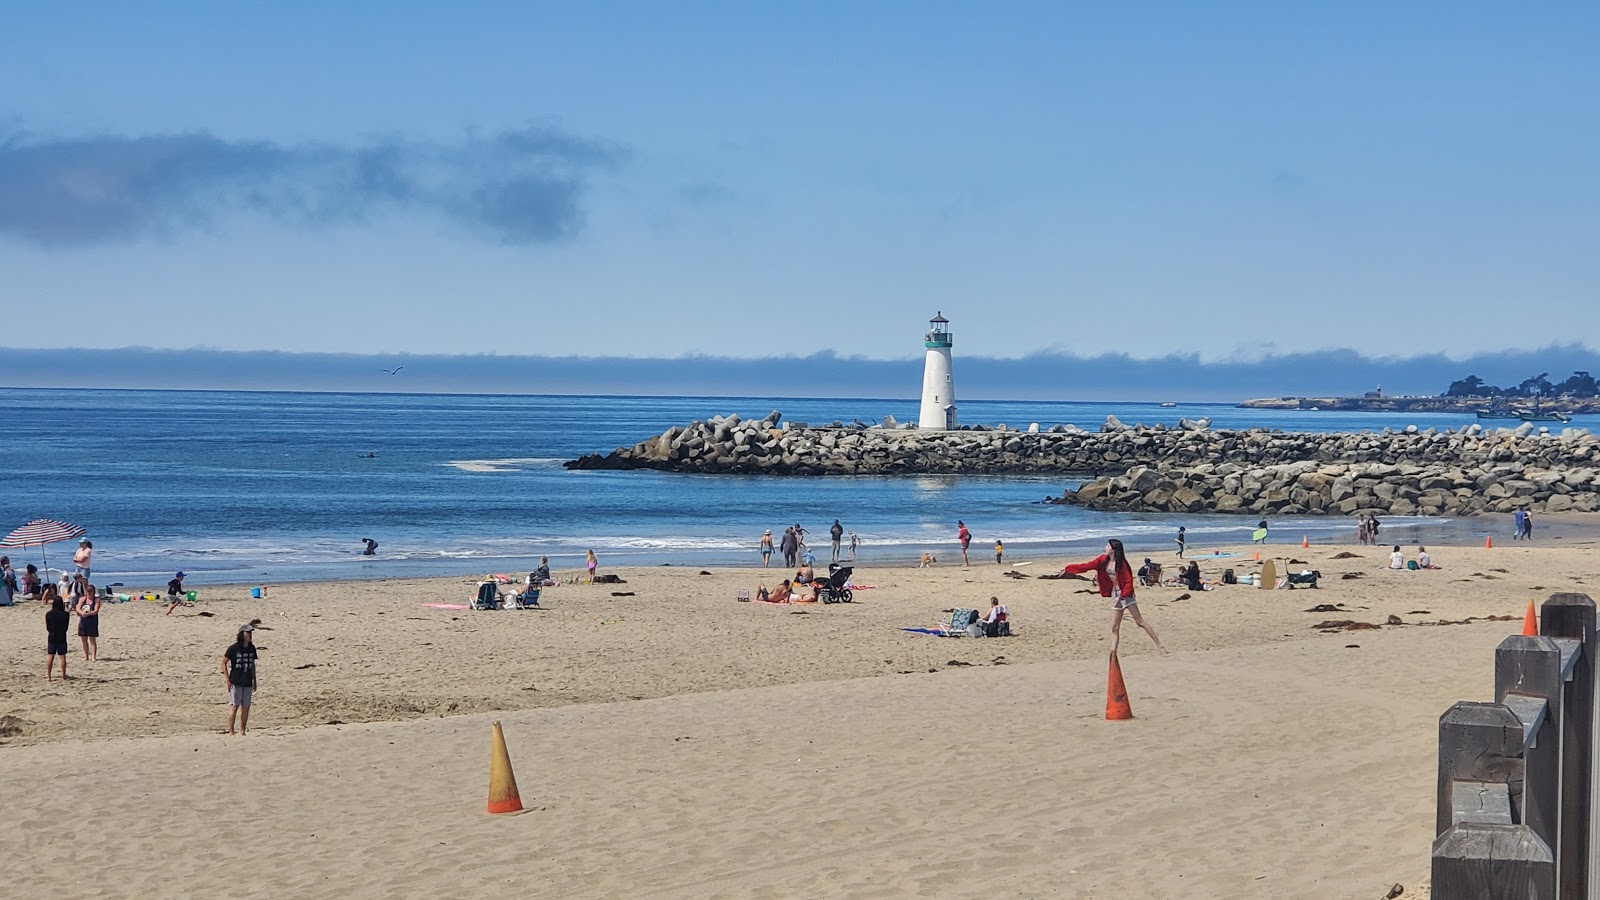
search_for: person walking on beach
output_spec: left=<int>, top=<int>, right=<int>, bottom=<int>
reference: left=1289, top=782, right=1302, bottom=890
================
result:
left=165, top=571, right=187, bottom=616
left=994, top=540, right=1005, bottom=565
left=829, top=519, right=844, bottom=563
left=1523, top=511, right=1534, bottom=541
left=957, top=520, right=972, bottom=567
left=1513, top=509, right=1526, bottom=541
left=1254, top=518, right=1269, bottom=544
left=223, top=624, right=259, bottom=735
left=780, top=527, right=798, bottom=568
left=848, top=531, right=859, bottom=561
left=585, top=549, right=598, bottom=582
left=759, top=530, right=774, bottom=567
left=1059, top=539, right=1167, bottom=655
left=1175, top=526, right=1186, bottom=559
left=76, top=582, right=101, bottom=662
left=45, top=589, right=70, bottom=681
left=73, top=539, right=93, bottom=580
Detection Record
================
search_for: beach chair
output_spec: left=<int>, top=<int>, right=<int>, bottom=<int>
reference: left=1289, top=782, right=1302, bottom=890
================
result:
left=736, top=588, right=750, bottom=602
left=511, top=586, right=542, bottom=609
left=470, top=581, right=502, bottom=611
left=936, top=608, right=979, bottom=637
left=818, top=565, right=854, bottom=604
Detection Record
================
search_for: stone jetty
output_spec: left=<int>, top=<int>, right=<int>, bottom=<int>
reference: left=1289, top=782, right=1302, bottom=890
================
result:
left=564, top=412, right=1600, bottom=516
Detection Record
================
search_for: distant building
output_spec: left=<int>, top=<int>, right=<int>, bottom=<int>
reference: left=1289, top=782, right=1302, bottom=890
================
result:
left=1363, top=384, right=1383, bottom=399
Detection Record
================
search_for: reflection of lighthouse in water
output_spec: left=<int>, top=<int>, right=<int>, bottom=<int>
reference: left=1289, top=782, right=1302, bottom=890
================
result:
left=918, top=312, right=956, bottom=431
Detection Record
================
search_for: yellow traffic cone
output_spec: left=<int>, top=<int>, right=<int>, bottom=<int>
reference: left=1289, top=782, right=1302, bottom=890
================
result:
left=487, top=721, right=524, bottom=814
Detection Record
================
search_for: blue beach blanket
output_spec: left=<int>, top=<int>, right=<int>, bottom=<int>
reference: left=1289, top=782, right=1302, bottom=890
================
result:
left=901, top=627, right=951, bottom=636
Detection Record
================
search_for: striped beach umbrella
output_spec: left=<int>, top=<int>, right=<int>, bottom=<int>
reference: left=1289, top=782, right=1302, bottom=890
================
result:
left=0, top=518, right=87, bottom=573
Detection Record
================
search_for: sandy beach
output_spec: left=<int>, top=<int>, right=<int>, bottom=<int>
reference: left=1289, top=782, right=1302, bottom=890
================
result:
left=4, top=536, right=1599, bottom=897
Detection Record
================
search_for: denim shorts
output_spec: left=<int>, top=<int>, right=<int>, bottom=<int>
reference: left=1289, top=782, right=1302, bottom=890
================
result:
left=229, top=685, right=254, bottom=708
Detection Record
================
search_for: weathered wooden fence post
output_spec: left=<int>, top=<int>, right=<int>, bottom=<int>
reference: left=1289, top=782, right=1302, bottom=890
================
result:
left=1542, top=592, right=1597, bottom=900
left=1433, top=702, right=1554, bottom=897
left=1495, top=635, right=1565, bottom=865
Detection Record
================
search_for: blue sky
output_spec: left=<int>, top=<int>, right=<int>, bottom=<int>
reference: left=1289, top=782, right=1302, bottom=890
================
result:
left=2, top=2, right=1596, bottom=367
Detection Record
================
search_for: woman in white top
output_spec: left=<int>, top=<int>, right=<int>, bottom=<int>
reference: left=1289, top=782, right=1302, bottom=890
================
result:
left=1389, top=546, right=1405, bottom=570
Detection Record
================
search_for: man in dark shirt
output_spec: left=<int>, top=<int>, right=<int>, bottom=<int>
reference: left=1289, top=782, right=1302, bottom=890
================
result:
left=223, top=624, right=259, bottom=735
left=46, top=594, right=70, bottom=681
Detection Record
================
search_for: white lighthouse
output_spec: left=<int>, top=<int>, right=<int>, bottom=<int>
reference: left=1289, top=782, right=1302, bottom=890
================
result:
left=918, top=312, right=957, bottom=431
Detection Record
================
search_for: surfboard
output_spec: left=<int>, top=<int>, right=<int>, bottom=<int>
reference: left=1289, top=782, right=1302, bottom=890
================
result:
left=1258, top=559, right=1277, bottom=590
left=1252, top=528, right=1268, bottom=542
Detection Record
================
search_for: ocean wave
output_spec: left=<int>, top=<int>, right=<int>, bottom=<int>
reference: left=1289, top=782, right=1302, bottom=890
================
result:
left=443, top=457, right=566, bottom=473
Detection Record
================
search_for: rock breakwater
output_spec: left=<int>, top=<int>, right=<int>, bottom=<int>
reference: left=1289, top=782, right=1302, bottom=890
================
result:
left=564, top=412, right=1599, bottom=516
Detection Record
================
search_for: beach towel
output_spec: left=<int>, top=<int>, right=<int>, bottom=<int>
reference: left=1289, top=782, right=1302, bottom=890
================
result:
left=901, top=627, right=952, bottom=636
left=423, top=602, right=469, bottom=610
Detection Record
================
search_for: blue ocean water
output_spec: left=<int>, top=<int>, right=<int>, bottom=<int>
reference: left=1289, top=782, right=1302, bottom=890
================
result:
left=1, top=389, right=1564, bottom=587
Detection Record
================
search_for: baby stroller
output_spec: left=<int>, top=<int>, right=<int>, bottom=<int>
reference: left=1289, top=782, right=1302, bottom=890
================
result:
left=819, top=564, right=854, bottom=604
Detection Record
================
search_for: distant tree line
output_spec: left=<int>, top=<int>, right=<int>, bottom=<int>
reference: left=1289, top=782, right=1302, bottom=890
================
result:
left=1445, top=371, right=1599, bottom=398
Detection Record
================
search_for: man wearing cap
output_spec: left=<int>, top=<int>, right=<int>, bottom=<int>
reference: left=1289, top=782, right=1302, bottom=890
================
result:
left=73, top=539, right=93, bottom=580
left=223, top=623, right=259, bottom=735
left=164, top=572, right=187, bottom=616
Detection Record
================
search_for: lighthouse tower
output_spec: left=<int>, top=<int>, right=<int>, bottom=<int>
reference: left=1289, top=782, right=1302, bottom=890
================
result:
left=918, top=312, right=957, bottom=431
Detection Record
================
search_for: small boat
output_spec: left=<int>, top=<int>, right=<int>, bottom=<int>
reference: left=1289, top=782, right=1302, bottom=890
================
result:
left=1519, top=411, right=1572, bottom=423
left=1159, top=402, right=1176, bottom=408
left=1476, top=411, right=1522, bottom=421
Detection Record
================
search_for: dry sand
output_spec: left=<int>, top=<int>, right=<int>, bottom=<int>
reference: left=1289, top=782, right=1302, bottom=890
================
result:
left=3, top=537, right=1599, bottom=897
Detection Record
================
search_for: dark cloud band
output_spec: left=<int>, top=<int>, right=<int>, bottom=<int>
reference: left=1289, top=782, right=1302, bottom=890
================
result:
left=0, top=126, right=624, bottom=247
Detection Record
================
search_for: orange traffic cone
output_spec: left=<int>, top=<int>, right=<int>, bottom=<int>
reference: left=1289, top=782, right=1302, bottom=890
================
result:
left=1486, top=535, right=1493, bottom=549
left=1106, top=652, right=1133, bottom=720
left=1253, top=550, right=1260, bottom=562
left=1301, top=535, right=1309, bottom=548
left=1522, top=600, right=1538, bottom=637
left=487, top=721, right=524, bottom=814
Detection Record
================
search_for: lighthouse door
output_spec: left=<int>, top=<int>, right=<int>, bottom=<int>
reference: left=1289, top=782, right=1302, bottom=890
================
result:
left=944, top=406, right=957, bottom=430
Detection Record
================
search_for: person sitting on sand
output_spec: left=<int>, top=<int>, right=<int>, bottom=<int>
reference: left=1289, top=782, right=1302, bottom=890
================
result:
left=530, top=556, right=551, bottom=585
left=1417, top=546, right=1438, bottom=569
left=795, top=561, right=814, bottom=585
left=21, top=564, right=40, bottom=601
left=980, top=596, right=1010, bottom=637
left=1181, top=561, right=1215, bottom=591
left=1388, top=546, right=1405, bottom=570
left=755, top=583, right=770, bottom=602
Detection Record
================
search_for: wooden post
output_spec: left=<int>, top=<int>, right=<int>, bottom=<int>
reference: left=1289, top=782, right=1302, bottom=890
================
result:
left=1436, top=702, right=1526, bottom=836
left=1432, top=823, right=1555, bottom=899
left=1496, top=635, right=1566, bottom=871
left=1542, top=592, right=1597, bottom=900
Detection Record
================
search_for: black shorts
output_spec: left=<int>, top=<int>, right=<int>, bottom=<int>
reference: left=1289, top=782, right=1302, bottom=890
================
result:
left=78, top=615, right=99, bottom=638
left=48, top=641, right=68, bottom=655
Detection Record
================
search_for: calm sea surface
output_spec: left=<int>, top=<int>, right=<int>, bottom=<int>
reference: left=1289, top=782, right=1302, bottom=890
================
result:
left=1, top=389, right=1575, bottom=587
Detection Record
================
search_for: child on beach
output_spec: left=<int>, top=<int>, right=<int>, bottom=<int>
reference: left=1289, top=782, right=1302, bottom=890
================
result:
left=994, top=540, right=1004, bottom=565
left=45, top=589, right=70, bottom=681
left=586, top=549, right=598, bottom=583
left=165, top=571, right=188, bottom=616
left=223, top=623, right=259, bottom=735
left=1059, top=539, right=1167, bottom=655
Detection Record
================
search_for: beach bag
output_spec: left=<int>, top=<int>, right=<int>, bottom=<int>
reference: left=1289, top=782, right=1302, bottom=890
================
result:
left=1406, top=560, right=1419, bottom=570
left=1222, top=568, right=1236, bottom=585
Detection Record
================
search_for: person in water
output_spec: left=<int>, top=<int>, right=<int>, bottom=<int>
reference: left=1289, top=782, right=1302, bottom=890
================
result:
left=1060, top=539, right=1167, bottom=655
left=361, top=537, right=378, bottom=556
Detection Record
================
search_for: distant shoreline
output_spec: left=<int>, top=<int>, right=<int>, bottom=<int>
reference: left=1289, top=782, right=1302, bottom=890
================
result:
left=1239, top=395, right=1600, bottom=414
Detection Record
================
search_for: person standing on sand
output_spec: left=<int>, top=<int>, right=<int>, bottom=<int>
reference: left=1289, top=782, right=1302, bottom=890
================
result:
left=74, top=539, right=93, bottom=580
left=223, top=624, right=258, bottom=735
left=995, top=540, right=1004, bottom=565
left=45, top=589, right=70, bottom=681
left=759, top=530, right=773, bottom=567
left=1513, top=509, right=1526, bottom=541
left=1059, top=539, right=1167, bottom=655
left=829, top=519, right=844, bottom=563
left=780, top=527, right=798, bottom=568
left=76, top=583, right=101, bottom=662
left=0, top=556, right=15, bottom=607
left=1175, top=526, right=1186, bottom=558
left=586, top=548, right=598, bottom=582
left=957, top=520, right=972, bottom=567
left=848, top=531, right=859, bottom=561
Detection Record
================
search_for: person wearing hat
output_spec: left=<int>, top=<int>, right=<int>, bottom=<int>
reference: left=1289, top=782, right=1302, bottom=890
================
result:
left=73, top=538, right=93, bottom=580
left=164, top=572, right=187, bottom=616
left=758, top=530, right=773, bottom=568
left=222, top=623, right=259, bottom=735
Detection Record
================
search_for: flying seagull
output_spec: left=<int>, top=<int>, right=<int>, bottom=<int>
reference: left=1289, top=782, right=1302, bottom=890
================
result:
left=382, top=366, right=405, bottom=375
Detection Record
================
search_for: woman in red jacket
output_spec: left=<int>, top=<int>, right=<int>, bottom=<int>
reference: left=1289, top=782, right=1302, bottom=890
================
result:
left=1061, top=538, right=1167, bottom=654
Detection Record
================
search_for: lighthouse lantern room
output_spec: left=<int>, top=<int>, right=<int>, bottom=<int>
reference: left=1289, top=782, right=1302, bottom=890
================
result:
left=918, top=312, right=956, bottom=431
